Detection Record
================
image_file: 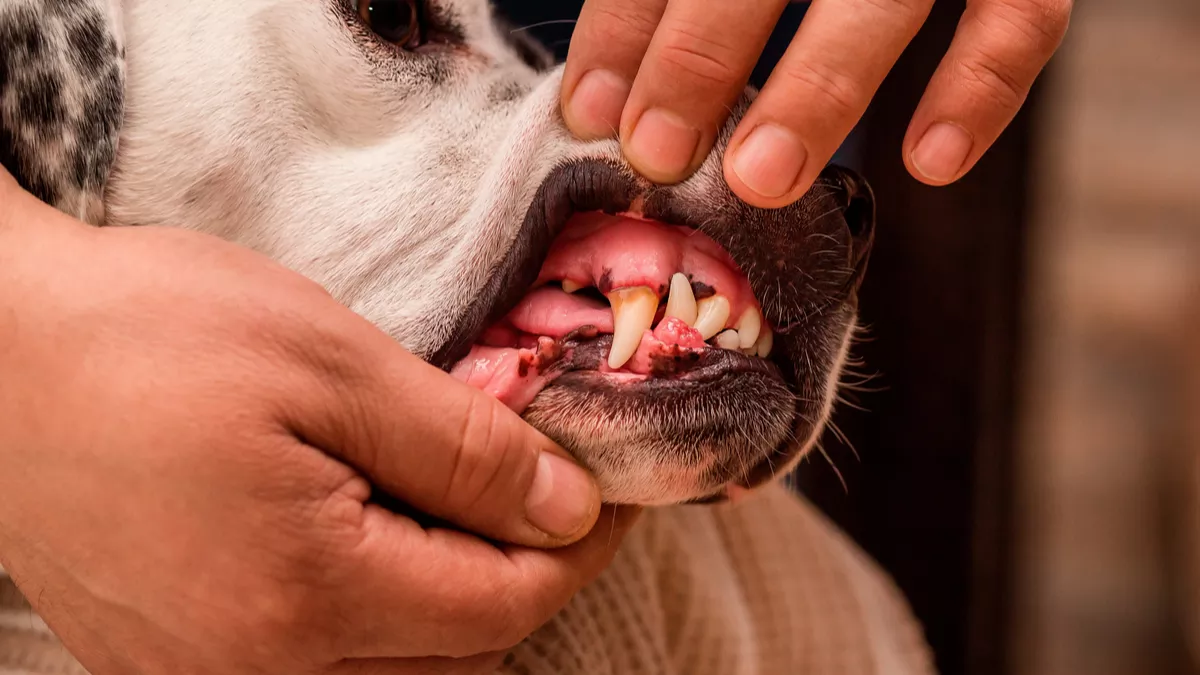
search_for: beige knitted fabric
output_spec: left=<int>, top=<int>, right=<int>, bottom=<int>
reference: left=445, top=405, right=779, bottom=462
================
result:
left=0, top=484, right=934, bottom=675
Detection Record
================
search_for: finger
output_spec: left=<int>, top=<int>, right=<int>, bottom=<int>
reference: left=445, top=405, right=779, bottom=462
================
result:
left=903, top=0, right=1071, bottom=185
left=723, top=0, right=933, bottom=208
left=618, top=0, right=792, bottom=184
left=561, top=0, right=668, bottom=140
left=286, top=318, right=601, bottom=549
left=334, top=504, right=640, bottom=659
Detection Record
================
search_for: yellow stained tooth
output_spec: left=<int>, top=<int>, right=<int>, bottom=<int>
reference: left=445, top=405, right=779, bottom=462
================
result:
left=754, top=327, right=774, bottom=358
left=736, top=307, right=762, bottom=348
left=714, top=330, right=741, bottom=350
left=693, top=295, right=731, bottom=340
left=561, top=279, right=583, bottom=293
left=605, top=286, right=658, bottom=369
left=664, top=273, right=697, bottom=325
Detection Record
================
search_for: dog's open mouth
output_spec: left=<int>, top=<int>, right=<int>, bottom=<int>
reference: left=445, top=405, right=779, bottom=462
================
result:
left=431, top=160, right=873, bottom=505
left=449, top=210, right=778, bottom=413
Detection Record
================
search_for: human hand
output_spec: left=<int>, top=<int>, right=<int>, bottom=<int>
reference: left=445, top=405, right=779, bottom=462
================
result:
left=0, top=171, right=635, bottom=675
left=561, top=0, right=1071, bottom=207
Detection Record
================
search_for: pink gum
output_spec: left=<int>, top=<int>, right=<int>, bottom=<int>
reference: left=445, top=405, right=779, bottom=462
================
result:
left=535, top=213, right=759, bottom=321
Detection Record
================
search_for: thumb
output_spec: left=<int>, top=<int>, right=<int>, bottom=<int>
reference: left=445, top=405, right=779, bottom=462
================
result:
left=290, top=317, right=602, bottom=549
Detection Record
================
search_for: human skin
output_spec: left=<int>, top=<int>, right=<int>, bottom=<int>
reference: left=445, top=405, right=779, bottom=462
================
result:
left=561, top=0, right=1072, bottom=207
left=0, top=168, right=637, bottom=675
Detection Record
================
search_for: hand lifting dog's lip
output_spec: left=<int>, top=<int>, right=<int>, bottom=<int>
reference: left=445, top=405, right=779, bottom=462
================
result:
left=2, top=0, right=875, bottom=505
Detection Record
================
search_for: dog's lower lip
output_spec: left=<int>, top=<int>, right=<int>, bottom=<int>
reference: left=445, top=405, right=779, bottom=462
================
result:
left=553, top=333, right=781, bottom=383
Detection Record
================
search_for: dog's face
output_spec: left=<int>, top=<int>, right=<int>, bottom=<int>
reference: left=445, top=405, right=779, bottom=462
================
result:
left=1, top=0, right=874, bottom=505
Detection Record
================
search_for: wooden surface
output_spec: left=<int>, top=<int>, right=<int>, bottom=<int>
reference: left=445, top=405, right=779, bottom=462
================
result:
left=1012, top=0, right=1200, bottom=673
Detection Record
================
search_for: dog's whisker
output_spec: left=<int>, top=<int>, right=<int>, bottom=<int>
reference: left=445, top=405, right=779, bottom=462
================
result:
left=510, top=19, right=578, bottom=33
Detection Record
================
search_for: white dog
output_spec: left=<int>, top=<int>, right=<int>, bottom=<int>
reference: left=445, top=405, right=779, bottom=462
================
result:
left=0, top=0, right=935, bottom=672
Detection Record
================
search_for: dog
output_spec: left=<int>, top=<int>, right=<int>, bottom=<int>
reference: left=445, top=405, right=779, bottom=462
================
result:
left=0, top=0, right=935, bottom=672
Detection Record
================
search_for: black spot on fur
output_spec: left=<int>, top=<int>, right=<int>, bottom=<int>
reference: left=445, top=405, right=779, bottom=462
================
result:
left=68, top=11, right=114, bottom=77
left=17, top=71, right=64, bottom=135
left=1, top=0, right=124, bottom=218
left=487, top=81, right=527, bottom=105
left=45, top=0, right=89, bottom=18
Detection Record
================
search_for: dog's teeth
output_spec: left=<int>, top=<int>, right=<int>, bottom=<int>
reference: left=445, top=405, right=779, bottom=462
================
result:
left=606, top=286, right=658, bottom=369
left=561, top=279, right=583, bottom=294
left=693, top=295, right=731, bottom=340
left=754, top=327, right=774, bottom=358
left=664, top=272, right=698, bottom=325
left=714, top=330, right=741, bottom=350
left=736, top=307, right=762, bottom=348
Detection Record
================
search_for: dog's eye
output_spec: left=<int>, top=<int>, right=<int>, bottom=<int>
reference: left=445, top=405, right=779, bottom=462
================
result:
left=357, top=0, right=423, bottom=49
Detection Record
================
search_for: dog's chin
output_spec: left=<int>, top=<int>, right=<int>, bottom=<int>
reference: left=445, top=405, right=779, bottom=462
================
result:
left=523, top=337, right=797, bottom=505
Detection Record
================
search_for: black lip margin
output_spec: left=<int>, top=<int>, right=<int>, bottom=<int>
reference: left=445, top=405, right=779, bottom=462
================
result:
left=430, top=160, right=639, bottom=371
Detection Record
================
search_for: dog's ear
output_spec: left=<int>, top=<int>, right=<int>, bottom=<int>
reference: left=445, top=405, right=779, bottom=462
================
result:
left=1, top=0, right=125, bottom=224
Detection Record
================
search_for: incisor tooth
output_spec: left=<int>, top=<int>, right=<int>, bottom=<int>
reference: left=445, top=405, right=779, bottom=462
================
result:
left=693, top=295, right=731, bottom=340
left=714, top=330, right=741, bottom=350
left=664, top=273, right=697, bottom=325
left=736, top=307, right=762, bottom=348
left=754, top=328, right=774, bottom=358
left=606, top=286, right=658, bottom=369
left=561, top=279, right=583, bottom=294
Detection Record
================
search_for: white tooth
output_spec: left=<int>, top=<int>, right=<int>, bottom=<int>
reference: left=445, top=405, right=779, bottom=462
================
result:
left=736, top=307, right=762, bottom=348
left=606, top=286, right=658, bottom=369
left=693, top=295, right=731, bottom=340
left=714, top=330, right=741, bottom=350
left=754, top=328, right=774, bottom=358
left=664, top=273, right=697, bottom=325
left=561, top=279, right=583, bottom=294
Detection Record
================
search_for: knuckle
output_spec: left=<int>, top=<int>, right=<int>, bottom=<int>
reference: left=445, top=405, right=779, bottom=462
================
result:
left=858, top=0, right=928, bottom=25
left=585, top=5, right=658, bottom=51
left=441, top=396, right=528, bottom=520
left=777, top=61, right=862, bottom=120
left=655, top=23, right=742, bottom=89
left=447, top=577, right=538, bottom=653
left=993, top=0, right=1072, bottom=50
left=952, top=50, right=1028, bottom=110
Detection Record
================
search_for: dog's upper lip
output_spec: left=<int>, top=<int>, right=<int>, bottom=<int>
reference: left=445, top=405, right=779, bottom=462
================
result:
left=431, top=160, right=640, bottom=371
left=430, top=159, right=873, bottom=375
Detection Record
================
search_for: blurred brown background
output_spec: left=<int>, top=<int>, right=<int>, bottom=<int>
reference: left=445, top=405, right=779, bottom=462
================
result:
left=496, top=1, right=1200, bottom=673
left=1012, top=0, right=1200, bottom=673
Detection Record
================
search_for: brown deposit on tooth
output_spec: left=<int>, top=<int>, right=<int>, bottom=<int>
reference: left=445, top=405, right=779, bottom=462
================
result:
left=606, top=286, right=658, bottom=369
left=714, top=330, right=741, bottom=350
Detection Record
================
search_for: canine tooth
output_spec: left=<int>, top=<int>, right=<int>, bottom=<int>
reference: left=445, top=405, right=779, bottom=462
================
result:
left=606, top=286, right=658, bottom=369
left=714, top=330, right=741, bottom=350
left=693, top=295, right=731, bottom=340
left=664, top=273, right=698, bottom=325
left=754, top=328, right=774, bottom=358
left=561, top=279, right=583, bottom=294
left=736, top=307, right=762, bottom=348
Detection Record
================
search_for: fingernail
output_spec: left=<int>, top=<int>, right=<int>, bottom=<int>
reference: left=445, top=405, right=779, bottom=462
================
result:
left=565, top=69, right=630, bottom=140
left=730, top=124, right=808, bottom=199
left=525, top=452, right=598, bottom=539
left=625, top=108, right=702, bottom=183
left=911, top=122, right=973, bottom=183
